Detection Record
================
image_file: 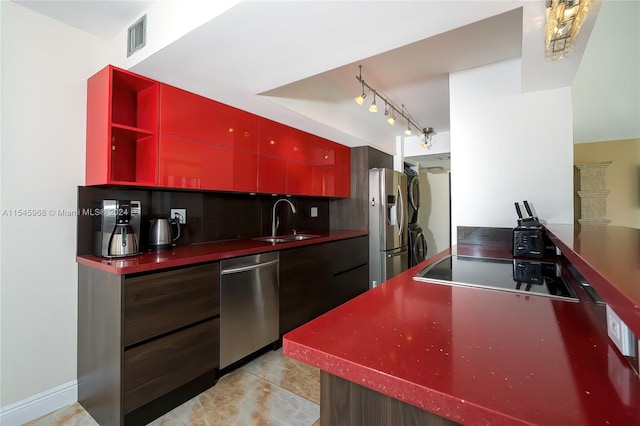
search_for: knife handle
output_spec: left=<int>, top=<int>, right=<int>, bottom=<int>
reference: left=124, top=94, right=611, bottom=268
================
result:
left=514, top=202, right=523, bottom=219
left=523, top=200, right=534, bottom=217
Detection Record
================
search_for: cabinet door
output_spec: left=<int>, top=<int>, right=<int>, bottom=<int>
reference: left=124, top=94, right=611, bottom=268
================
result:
left=159, top=84, right=214, bottom=142
left=160, top=84, right=258, bottom=151
left=123, top=263, right=220, bottom=346
left=279, top=243, right=332, bottom=334
left=258, top=118, right=313, bottom=162
left=123, top=318, right=219, bottom=414
left=286, top=161, right=312, bottom=195
left=335, top=168, right=351, bottom=198
left=159, top=135, right=239, bottom=190
left=279, top=237, right=369, bottom=335
left=257, top=155, right=286, bottom=194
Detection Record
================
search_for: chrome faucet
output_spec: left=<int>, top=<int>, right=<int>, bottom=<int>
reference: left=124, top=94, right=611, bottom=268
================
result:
left=272, top=198, right=296, bottom=238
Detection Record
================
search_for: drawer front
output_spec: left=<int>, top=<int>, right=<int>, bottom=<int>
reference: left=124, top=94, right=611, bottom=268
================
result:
left=331, top=236, right=368, bottom=274
left=124, top=263, right=220, bottom=347
left=123, top=318, right=219, bottom=414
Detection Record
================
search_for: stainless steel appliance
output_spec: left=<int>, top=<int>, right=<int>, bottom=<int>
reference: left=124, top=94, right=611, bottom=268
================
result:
left=369, top=168, right=408, bottom=288
left=94, top=200, right=141, bottom=258
left=404, top=163, right=420, bottom=224
left=149, top=217, right=181, bottom=250
left=219, top=252, right=279, bottom=368
left=413, top=255, right=577, bottom=301
left=408, top=223, right=427, bottom=267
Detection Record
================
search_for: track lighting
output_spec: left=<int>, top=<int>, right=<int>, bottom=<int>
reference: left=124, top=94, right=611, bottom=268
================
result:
left=354, top=65, right=433, bottom=143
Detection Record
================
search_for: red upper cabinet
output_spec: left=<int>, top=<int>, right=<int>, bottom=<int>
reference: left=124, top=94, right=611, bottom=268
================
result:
left=314, top=137, right=350, bottom=170
left=86, top=65, right=159, bottom=186
left=159, top=84, right=258, bottom=152
left=257, top=155, right=286, bottom=194
left=258, top=118, right=313, bottom=162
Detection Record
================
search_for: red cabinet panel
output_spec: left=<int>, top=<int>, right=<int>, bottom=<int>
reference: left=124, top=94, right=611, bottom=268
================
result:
left=257, top=155, right=286, bottom=194
left=159, top=136, right=236, bottom=191
left=232, top=150, right=257, bottom=192
left=311, top=167, right=351, bottom=197
left=286, top=162, right=312, bottom=195
left=314, top=137, right=350, bottom=170
left=335, top=168, right=351, bottom=197
left=160, top=84, right=258, bottom=151
left=258, top=118, right=313, bottom=162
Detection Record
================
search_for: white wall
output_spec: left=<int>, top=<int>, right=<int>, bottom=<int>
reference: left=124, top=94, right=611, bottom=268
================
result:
left=0, top=0, right=107, bottom=411
left=449, top=58, right=574, bottom=240
left=572, top=0, right=640, bottom=143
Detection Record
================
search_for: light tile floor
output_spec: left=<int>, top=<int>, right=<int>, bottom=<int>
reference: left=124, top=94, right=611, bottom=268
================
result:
left=25, top=349, right=321, bottom=426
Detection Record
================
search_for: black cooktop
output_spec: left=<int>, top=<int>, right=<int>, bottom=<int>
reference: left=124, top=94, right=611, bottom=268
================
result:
left=413, top=255, right=578, bottom=301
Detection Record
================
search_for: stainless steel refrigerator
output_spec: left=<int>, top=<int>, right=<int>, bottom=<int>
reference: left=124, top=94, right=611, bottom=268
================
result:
left=369, top=168, right=408, bottom=288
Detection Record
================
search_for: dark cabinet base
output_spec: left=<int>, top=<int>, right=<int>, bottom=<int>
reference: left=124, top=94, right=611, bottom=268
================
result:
left=280, top=236, right=368, bottom=335
left=124, top=371, right=217, bottom=426
left=320, top=372, right=460, bottom=426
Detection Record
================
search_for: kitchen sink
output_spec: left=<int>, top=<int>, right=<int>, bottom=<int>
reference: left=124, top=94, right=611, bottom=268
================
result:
left=254, top=234, right=320, bottom=243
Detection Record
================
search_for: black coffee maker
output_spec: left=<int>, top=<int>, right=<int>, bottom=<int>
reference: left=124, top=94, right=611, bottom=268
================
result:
left=94, top=200, right=141, bottom=258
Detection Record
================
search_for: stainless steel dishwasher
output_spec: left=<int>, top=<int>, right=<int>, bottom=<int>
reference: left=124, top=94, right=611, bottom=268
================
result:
left=219, top=252, right=279, bottom=369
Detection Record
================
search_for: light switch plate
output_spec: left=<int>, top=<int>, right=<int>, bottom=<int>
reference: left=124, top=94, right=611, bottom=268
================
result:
left=171, top=208, right=187, bottom=224
left=606, top=304, right=636, bottom=357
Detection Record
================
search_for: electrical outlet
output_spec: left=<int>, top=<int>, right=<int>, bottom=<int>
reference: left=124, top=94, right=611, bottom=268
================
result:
left=606, top=305, right=636, bottom=357
left=171, top=208, right=187, bottom=224
left=310, top=207, right=318, bottom=218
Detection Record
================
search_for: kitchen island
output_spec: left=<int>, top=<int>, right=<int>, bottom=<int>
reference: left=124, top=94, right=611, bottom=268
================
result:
left=283, top=225, right=640, bottom=425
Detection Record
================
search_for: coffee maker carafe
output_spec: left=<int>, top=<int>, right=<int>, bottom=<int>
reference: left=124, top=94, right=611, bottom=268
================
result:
left=94, top=200, right=141, bottom=258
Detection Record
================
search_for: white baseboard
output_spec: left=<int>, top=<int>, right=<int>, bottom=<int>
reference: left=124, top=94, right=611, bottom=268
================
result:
left=0, top=380, right=77, bottom=426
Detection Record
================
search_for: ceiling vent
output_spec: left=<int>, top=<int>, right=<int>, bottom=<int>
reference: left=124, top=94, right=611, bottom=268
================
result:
left=127, top=15, right=146, bottom=57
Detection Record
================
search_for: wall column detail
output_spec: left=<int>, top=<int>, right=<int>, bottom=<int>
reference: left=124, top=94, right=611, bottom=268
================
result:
left=576, top=161, right=612, bottom=225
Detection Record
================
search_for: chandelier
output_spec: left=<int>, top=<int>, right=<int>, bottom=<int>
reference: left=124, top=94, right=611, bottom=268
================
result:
left=545, top=0, right=591, bottom=60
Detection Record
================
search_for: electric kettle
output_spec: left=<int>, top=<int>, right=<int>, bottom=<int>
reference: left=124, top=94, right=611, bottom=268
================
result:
left=149, top=218, right=181, bottom=250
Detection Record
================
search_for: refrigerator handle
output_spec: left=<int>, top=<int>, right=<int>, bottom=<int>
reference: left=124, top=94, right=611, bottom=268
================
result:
left=387, top=248, right=409, bottom=258
left=396, top=184, right=404, bottom=237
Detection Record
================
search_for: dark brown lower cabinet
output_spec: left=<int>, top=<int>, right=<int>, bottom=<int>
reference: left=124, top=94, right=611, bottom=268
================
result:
left=321, top=372, right=460, bottom=426
left=78, top=262, right=220, bottom=426
left=280, top=236, right=369, bottom=335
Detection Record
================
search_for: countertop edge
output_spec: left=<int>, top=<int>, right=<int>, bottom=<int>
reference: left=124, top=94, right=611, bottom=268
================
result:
left=544, top=224, right=640, bottom=337
left=282, top=338, right=527, bottom=426
left=76, top=230, right=368, bottom=275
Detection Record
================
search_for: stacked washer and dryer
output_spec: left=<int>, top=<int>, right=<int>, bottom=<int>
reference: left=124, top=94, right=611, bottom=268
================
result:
left=404, top=164, right=428, bottom=268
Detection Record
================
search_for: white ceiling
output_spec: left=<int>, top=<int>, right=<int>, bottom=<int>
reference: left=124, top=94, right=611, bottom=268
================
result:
left=13, top=0, right=629, bottom=168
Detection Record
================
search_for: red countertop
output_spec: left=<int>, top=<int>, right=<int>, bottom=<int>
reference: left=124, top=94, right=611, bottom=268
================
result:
left=77, top=229, right=367, bottom=275
left=283, top=245, right=640, bottom=425
left=545, top=224, right=640, bottom=337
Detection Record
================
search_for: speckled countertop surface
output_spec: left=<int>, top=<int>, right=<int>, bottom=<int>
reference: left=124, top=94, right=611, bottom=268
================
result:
left=77, top=229, right=367, bottom=275
left=283, top=245, right=640, bottom=425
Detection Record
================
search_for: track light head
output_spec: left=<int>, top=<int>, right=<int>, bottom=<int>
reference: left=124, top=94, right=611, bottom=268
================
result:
left=404, top=124, right=412, bottom=136
left=354, top=93, right=366, bottom=106
left=368, top=94, right=378, bottom=113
